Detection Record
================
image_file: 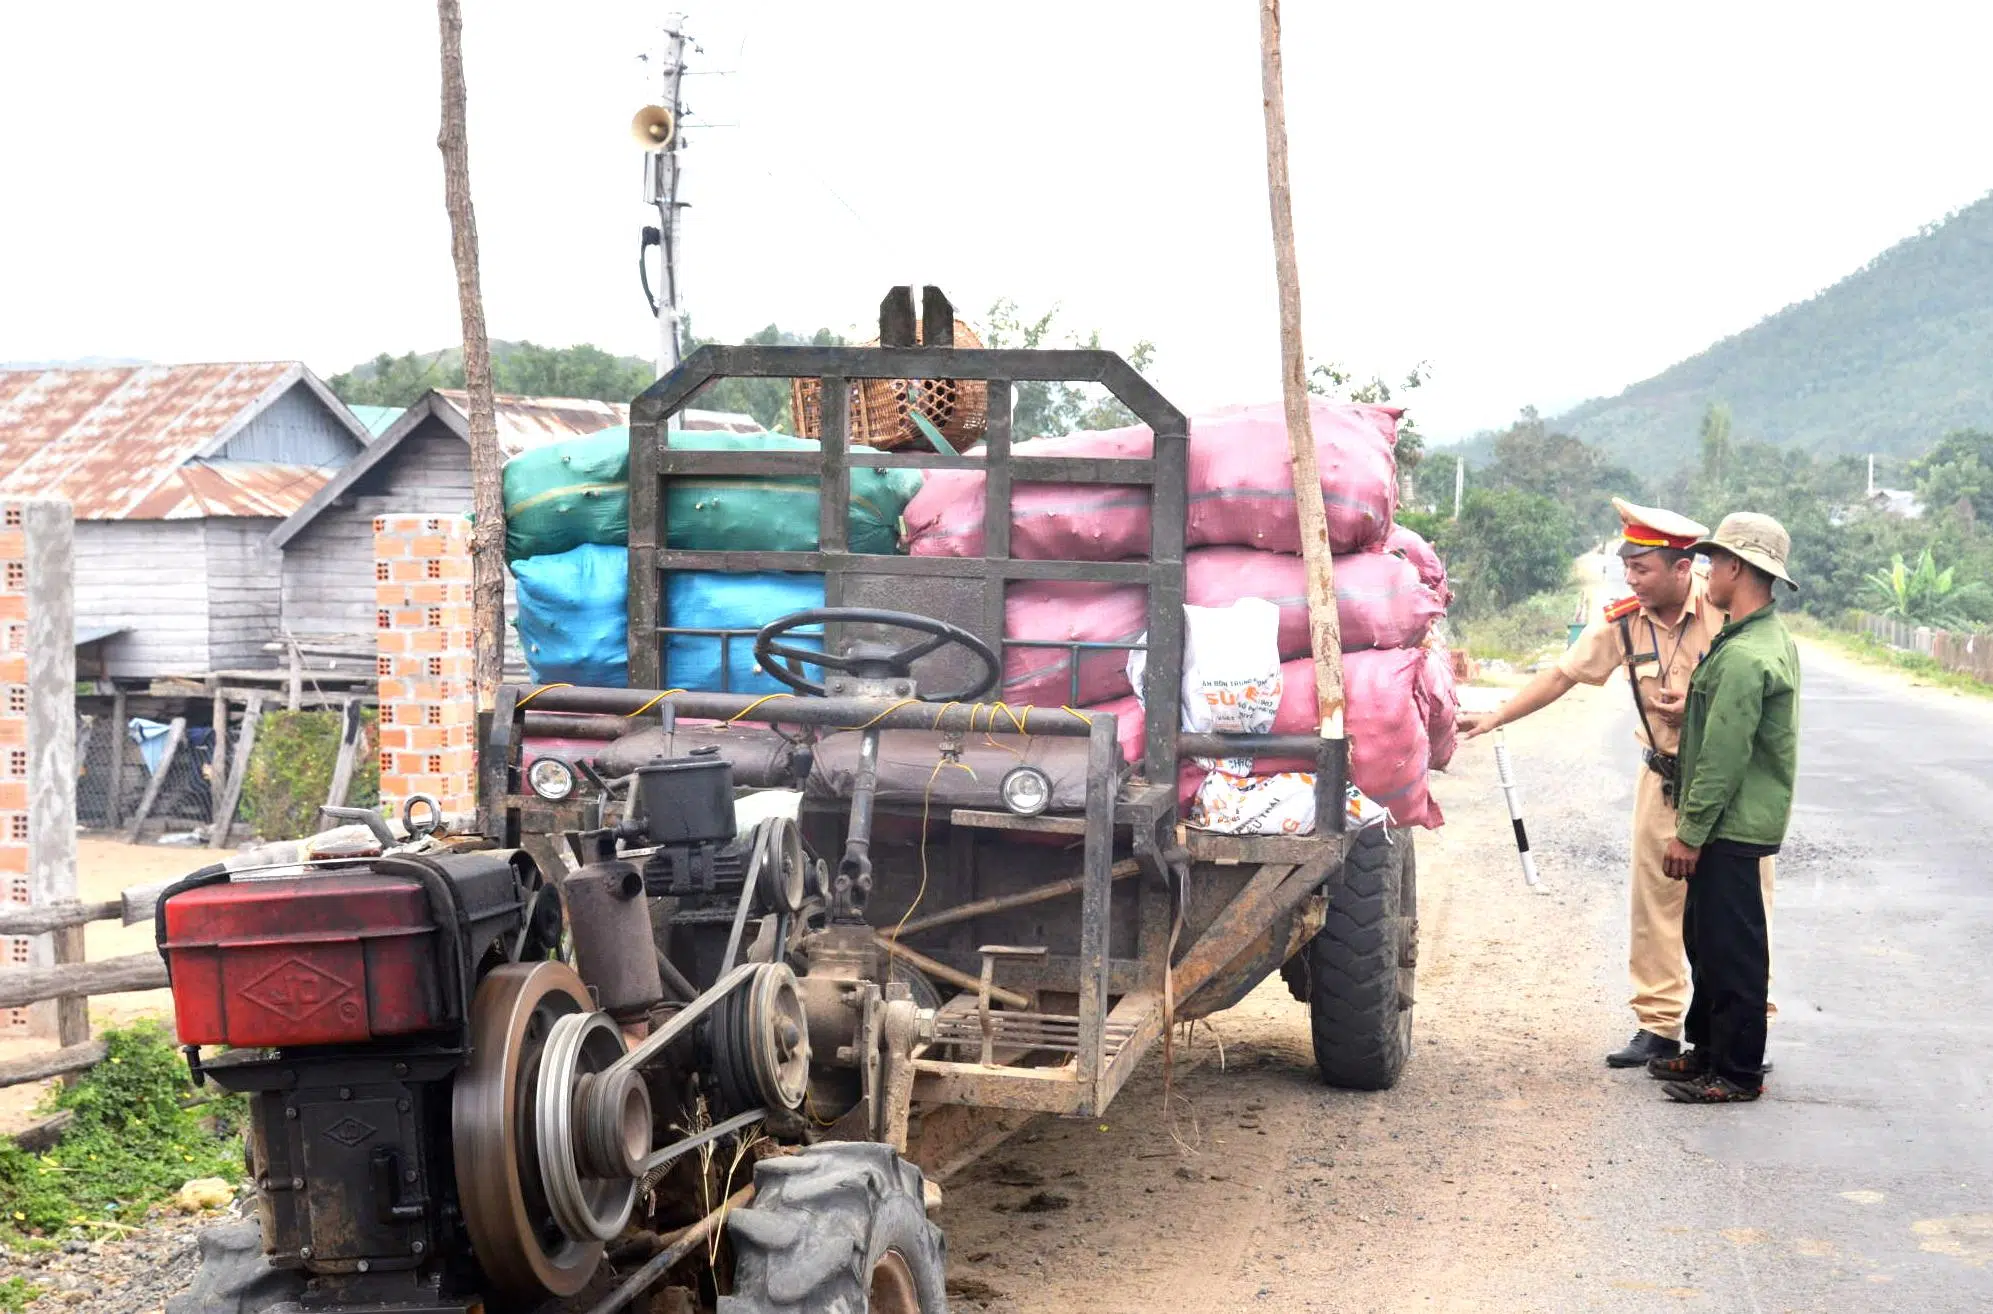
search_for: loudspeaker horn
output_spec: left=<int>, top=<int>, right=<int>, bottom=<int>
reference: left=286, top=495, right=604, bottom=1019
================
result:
left=631, top=105, right=676, bottom=151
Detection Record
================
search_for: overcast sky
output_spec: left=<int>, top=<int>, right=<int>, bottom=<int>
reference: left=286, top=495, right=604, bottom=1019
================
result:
left=4, top=1, right=1989, bottom=439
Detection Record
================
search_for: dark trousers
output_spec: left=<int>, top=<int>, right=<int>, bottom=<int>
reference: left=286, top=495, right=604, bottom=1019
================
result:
left=1682, top=840, right=1772, bottom=1087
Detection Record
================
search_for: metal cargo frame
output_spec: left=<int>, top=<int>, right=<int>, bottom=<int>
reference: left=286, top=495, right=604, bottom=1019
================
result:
left=482, top=288, right=1353, bottom=1120
left=627, top=287, right=1189, bottom=786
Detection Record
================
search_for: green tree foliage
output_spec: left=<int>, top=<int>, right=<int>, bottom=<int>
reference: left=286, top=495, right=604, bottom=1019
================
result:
left=329, top=342, right=657, bottom=408
left=1437, top=488, right=1575, bottom=615
left=494, top=342, right=652, bottom=402
left=684, top=322, right=847, bottom=433
left=329, top=350, right=455, bottom=406
left=1698, top=402, right=1733, bottom=488
left=1865, top=547, right=1987, bottom=628
left=1473, top=408, right=1644, bottom=549
left=982, top=301, right=1156, bottom=437
left=1552, top=191, right=1993, bottom=475
left=1912, top=429, right=1993, bottom=522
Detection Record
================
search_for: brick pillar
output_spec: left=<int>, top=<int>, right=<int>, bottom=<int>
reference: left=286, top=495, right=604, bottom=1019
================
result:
left=374, top=515, right=477, bottom=821
left=0, top=500, right=76, bottom=1036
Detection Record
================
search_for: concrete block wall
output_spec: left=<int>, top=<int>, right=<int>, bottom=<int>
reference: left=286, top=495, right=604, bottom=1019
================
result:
left=373, top=515, right=477, bottom=820
left=0, top=501, right=76, bottom=1036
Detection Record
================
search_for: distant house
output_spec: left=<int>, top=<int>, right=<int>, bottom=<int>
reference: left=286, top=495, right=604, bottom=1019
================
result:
left=0, top=363, right=371, bottom=680
left=1869, top=487, right=1925, bottom=519
left=270, top=390, right=757, bottom=655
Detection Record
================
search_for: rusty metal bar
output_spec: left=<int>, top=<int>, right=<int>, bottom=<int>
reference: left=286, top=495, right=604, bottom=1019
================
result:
left=889, top=860, right=1140, bottom=938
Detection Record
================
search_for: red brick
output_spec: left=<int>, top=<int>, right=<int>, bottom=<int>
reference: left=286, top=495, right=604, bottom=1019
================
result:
left=377, top=727, right=411, bottom=750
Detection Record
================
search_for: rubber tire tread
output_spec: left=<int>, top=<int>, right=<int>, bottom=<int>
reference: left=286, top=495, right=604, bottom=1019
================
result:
left=718, top=1141, right=948, bottom=1314
left=1305, top=826, right=1414, bottom=1091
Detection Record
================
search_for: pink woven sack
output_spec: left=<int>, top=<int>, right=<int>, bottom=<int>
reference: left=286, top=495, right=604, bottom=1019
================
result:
left=1185, top=545, right=1442, bottom=658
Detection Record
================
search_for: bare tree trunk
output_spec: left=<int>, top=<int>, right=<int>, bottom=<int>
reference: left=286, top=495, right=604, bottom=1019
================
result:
left=1258, top=0, right=1345, bottom=733
left=437, top=0, right=504, bottom=711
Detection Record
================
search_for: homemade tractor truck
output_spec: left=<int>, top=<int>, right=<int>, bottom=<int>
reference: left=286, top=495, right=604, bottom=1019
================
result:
left=156, top=290, right=1419, bottom=1313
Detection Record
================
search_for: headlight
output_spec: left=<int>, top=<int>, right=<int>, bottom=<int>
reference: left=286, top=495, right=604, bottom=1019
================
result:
left=999, top=765, right=1051, bottom=816
left=527, top=756, right=577, bottom=801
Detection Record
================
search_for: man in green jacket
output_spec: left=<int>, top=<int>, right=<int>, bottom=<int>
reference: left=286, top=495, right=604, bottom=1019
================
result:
left=1649, top=512, right=1801, bottom=1104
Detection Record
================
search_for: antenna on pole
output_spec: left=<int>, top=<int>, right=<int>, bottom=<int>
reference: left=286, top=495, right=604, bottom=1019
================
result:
left=637, top=15, right=690, bottom=377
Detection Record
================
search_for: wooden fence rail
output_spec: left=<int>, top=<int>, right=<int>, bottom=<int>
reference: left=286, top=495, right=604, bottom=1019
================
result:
left=1855, top=612, right=1993, bottom=682
left=0, top=881, right=172, bottom=1092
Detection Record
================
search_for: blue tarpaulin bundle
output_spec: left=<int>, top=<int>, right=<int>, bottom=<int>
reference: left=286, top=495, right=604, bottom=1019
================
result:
left=513, top=544, right=630, bottom=688
left=664, top=572, right=824, bottom=694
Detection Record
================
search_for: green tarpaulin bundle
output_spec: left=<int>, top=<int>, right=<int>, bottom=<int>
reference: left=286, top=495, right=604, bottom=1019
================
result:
left=502, top=427, right=922, bottom=562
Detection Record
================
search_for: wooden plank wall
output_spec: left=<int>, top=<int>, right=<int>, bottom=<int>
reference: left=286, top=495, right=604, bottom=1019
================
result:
left=219, top=382, right=364, bottom=467
left=72, top=520, right=211, bottom=677
left=278, top=422, right=526, bottom=676
left=204, top=518, right=285, bottom=670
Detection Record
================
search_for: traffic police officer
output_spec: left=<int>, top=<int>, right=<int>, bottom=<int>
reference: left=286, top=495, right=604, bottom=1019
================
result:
left=1458, top=498, right=1774, bottom=1067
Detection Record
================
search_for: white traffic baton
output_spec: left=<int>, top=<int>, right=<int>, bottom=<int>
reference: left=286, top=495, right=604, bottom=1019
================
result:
left=1492, top=729, right=1539, bottom=887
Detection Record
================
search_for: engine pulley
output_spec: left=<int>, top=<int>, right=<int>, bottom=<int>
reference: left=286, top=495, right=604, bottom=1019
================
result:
left=710, top=961, right=812, bottom=1116
left=453, top=961, right=610, bottom=1303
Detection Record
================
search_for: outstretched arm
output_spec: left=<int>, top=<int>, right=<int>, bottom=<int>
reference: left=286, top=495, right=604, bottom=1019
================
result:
left=1458, top=666, right=1576, bottom=740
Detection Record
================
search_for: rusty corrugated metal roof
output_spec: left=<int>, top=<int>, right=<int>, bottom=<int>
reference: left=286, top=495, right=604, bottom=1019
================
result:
left=434, top=391, right=625, bottom=457
left=433, top=390, right=762, bottom=456
left=0, top=362, right=306, bottom=519
left=128, top=460, right=334, bottom=520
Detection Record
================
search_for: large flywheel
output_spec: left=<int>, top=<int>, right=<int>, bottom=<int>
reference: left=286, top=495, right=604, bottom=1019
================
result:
left=453, top=960, right=638, bottom=1304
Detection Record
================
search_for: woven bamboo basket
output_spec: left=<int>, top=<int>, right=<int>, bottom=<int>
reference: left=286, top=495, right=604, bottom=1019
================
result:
left=791, top=318, right=988, bottom=451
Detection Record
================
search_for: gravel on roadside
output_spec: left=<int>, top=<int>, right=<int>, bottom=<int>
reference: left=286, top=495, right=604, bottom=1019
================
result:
left=0, top=1201, right=241, bottom=1313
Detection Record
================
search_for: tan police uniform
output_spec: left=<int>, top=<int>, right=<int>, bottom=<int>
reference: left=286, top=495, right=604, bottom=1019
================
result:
left=1557, top=502, right=1776, bottom=1040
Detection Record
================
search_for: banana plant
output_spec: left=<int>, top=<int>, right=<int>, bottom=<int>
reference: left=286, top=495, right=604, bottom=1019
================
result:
left=1864, top=548, right=1987, bottom=629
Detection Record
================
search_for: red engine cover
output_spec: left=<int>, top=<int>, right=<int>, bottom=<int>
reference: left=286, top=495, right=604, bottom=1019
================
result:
left=162, top=872, right=446, bottom=1048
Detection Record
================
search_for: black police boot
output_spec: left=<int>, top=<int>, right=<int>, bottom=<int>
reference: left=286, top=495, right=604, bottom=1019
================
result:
left=1607, top=1029, right=1680, bottom=1068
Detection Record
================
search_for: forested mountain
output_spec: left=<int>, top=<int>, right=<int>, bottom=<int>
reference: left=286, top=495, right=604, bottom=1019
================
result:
left=1552, top=191, right=1993, bottom=475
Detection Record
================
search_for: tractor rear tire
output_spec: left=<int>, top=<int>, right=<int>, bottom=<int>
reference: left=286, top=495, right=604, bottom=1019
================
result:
left=1303, top=826, right=1416, bottom=1091
left=719, top=1141, right=947, bottom=1314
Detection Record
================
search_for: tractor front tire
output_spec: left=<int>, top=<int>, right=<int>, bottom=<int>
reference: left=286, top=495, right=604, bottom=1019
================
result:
left=720, top=1142, right=948, bottom=1314
left=165, top=1220, right=305, bottom=1314
left=1302, top=826, right=1417, bottom=1091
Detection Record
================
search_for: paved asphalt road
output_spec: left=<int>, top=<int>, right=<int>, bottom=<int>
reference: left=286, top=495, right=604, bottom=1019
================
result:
left=1569, top=644, right=1993, bottom=1309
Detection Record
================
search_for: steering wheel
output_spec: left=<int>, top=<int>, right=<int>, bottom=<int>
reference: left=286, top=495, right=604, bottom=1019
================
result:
left=753, top=608, right=1001, bottom=702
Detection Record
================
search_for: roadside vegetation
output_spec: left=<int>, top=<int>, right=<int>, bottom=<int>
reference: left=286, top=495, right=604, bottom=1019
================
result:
left=0, top=1024, right=244, bottom=1242
left=1785, top=613, right=1993, bottom=699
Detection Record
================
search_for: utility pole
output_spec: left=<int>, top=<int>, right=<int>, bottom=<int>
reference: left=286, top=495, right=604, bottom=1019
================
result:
left=640, top=17, right=690, bottom=376
left=1453, top=456, right=1465, bottom=519
left=1258, top=0, right=1347, bottom=828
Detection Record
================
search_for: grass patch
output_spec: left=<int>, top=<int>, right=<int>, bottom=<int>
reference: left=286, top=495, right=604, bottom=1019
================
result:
left=1786, top=614, right=1993, bottom=699
left=0, top=1023, right=245, bottom=1240
left=1449, top=589, right=1580, bottom=667
left=0, top=1278, right=41, bottom=1312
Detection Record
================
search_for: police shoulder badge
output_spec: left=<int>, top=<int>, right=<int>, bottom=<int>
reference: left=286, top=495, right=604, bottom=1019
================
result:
left=1604, top=595, right=1641, bottom=623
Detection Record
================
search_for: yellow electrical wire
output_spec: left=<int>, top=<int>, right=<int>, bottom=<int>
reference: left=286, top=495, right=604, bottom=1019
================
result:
left=513, top=683, right=573, bottom=709
left=723, top=692, right=794, bottom=725
left=624, top=689, right=686, bottom=718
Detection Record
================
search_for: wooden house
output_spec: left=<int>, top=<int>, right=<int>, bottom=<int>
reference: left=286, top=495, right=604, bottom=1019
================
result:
left=271, top=390, right=758, bottom=660
left=0, top=363, right=371, bottom=681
